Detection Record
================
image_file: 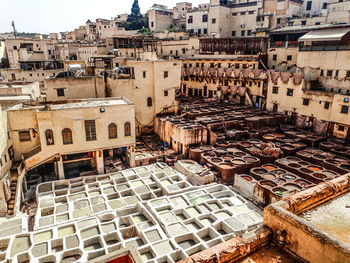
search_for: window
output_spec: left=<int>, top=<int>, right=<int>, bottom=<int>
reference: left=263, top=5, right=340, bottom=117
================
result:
left=124, top=122, right=131, bottom=136
left=240, top=11, right=246, bottom=15
left=303, top=98, right=310, bottom=106
left=301, top=20, right=307, bottom=26
left=232, top=31, right=236, bottom=37
left=164, top=71, right=168, bottom=78
left=277, top=18, right=281, bottom=24
left=57, top=88, right=65, bottom=97
left=198, top=29, right=201, bottom=35
left=204, top=29, right=207, bottom=34
left=320, top=70, right=324, bottom=76
left=232, top=12, right=237, bottom=16
left=324, top=102, right=330, bottom=109
left=272, top=87, right=279, bottom=94
left=151, top=22, right=154, bottom=27
left=287, top=89, right=293, bottom=96
left=143, top=71, right=146, bottom=78
left=62, top=128, right=73, bottom=144
left=19, top=131, right=31, bottom=142
left=273, top=54, right=277, bottom=61
left=108, top=123, right=118, bottom=139
left=212, top=18, right=216, bottom=24
left=315, top=22, right=321, bottom=25
left=335, top=70, right=339, bottom=77
left=241, top=30, right=245, bottom=36
left=249, top=11, right=254, bottom=15
left=202, top=14, right=208, bottom=22
left=306, top=1, right=312, bottom=10
left=85, top=120, right=96, bottom=141
left=341, top=105, right=349, bottom=114
left=45, top=129, right=54, bottom=145
left=188, top=16, right=193, bottom=24
left=147, top=97, right=152, bottom=107
left=13, top=46, right=17, bottom=50
left=346, top=71, right=350, bottom=78
left=287, top=55, right=292, bottom=61
left=164, top=90, right=169, bottom=96
left=322, top=3, right=327, bottom=9
left=327, top=70, right=333, bottom=77
left=338, top=125, right=345, bottom=131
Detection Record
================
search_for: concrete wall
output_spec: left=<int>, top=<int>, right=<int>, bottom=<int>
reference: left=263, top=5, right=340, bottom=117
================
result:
left=43, top=76, right=105, bottom=101
left=148, top=9, right=174, bottom=32
left=159, top=38, right=200, bottom=57
left=268, top=46, right=299, bottom=71
left=186, top=10, right=209, bottom=35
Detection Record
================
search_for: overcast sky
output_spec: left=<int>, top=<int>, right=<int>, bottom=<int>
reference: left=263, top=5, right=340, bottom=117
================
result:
left=0, top=0, right=206, bottom=34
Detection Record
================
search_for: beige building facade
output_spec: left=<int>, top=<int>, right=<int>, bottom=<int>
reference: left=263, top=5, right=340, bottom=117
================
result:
left=106, top=58, right=181, bottom=135
left=43, top=76, right=105, bottom=101
left=7, top=98, right=136, bottom=179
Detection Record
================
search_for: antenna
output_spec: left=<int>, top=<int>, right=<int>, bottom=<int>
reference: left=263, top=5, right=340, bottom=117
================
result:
left=11, top=21, right=17, bottom=38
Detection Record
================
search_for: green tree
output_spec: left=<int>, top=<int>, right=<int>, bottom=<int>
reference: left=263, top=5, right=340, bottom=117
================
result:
left=131, top=0, right=141, bottom=18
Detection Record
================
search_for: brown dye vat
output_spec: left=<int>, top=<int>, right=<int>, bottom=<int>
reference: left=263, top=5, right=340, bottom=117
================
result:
left=201, top=145, right=213, bottom=151
left=263, top=135, right=276, bottom=141
left=295, top=179, right=312, bottom=187
left=300, top=168, right=313, bottom=174
left=283, top=183, right=302, bottom=191
left=233, top=152, right=246, bottom=157
left=252, top=168, right=268, bottom=174
left=210, top=157, right=222, bottom=163
left=214, top=148, right=227, bottom=156
left=222, top=155, right=234, bottom=161
left=288, top=163, right=301, bottom=168
left=298, top=161, right=309, bottom=166
left=231, top=159, right=247, bottom=165
left=274, top=134, right=285, bottom=138
left=313, top=173, right=327, bottom=179
left=243, top=157, right=259, bottom=163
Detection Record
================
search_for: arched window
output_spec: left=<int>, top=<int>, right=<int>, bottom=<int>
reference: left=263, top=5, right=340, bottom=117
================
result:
left=108, top=123, right=118, bottom=139
left=62, top=128, right=73, bottom=145
left=124, top=122, right=131, bottom=137
left=45, top=129, right=54, bottom=145
left=147, top=97, right=152, bottom=107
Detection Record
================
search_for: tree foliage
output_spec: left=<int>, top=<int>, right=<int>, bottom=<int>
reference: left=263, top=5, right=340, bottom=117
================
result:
left=131, top=0, right=141, bottom=17
left=120, top=0, right=149, bottom=31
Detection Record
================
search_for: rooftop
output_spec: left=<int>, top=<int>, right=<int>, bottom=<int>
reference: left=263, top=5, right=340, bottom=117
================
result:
left=7, top=97, right=133, bottom=111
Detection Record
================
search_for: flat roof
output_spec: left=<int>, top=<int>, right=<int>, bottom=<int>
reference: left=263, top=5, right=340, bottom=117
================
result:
left=300, top=191, right=350, bottom=246
left=7, top=97, right=133, bottom=111
left=299, top=27, right=350, bottom=41
left=270, top=24, right=346, bottom=34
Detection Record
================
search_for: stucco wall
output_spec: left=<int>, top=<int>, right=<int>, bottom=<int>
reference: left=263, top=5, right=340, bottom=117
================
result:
left=44, top=76, right=105, bottom=101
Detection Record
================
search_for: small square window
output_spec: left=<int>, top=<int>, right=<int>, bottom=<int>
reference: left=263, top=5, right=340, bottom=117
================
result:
left=303, top=98, right=310, bottom=106
left=301, top=20, right=307, bottom=26
left=320, top=70, right=324, bottom=76
left=164, top=71, right=168, bottom=78
left=338, top=125, right=345, bottom=131
left=346, top=71, right=350, bottom=78
left=287, top=55, right=292, bottom=61
left=327, top=70, right=333, bottom=77
left=287, top=89, right=293, bottom=96
left=272, top=87, right=278, bottom=94
left=212, top=18, right=216, bottom=24
left=341, top=105, right=349, bottom=114
left=324, top=102, right=330, bottom=109
left=232, top=31, right=236, bottom=37
left=57, top=88, right=65, bottom=97
left=19, top=131, right=31, bottom=142
left=273, top=54, right=277, bottom=61
left=143, top=71, right=146, bottom=78
left=164, top=90, right=168, bottom=96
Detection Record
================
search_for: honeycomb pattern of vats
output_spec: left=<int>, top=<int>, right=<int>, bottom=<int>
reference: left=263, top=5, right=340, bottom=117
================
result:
left=282, top=129, right=327, bottom=147
left=296, top=148, right=350, bottom=175
left=0, top=183, right=263, bottom=263
left=146, top=185, right=263, bottom=261
left=34, top=163, right=193, bottom=230
left=275, top=156, right=343, bottom=184
left=319, top=139, right=350, bottom=159
left=1, top=203, right=173, bottom=263
left=234, top=165, right=315, bottom=206
left=198, top=147, right=261, bottom=183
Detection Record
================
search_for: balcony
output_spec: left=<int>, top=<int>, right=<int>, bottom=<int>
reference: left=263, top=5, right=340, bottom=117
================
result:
left=299, top=45, right=350, bottom=52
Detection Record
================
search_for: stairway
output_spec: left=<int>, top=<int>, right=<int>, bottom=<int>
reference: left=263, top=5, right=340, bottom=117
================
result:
left=7, top=165, right=20, bottom=215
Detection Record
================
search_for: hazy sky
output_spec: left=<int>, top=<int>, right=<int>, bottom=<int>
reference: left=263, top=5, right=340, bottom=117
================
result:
left=0, top=0, right=206, bottom=34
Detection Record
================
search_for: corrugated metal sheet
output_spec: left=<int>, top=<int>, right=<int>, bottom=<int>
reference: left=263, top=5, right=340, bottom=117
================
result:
left=299, top=27, right=350, bottom=41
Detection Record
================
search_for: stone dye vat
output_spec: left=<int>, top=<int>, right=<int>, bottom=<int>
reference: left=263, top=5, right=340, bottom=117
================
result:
left=275, top=156, right=343, bottom=184
left=34, top=163, right=193, bottom=230
left=296, top=148, right=350, bottom=175
left=234, top=165, right=315, bottom=206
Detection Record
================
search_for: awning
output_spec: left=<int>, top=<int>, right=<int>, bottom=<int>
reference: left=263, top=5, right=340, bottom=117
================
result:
left=299, top=27, right=350, bottom=41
